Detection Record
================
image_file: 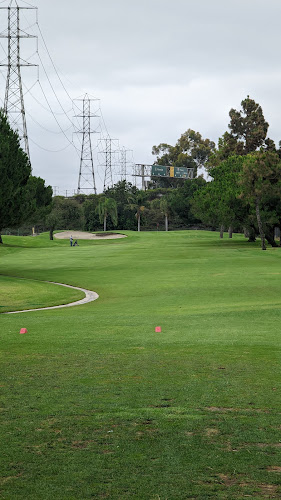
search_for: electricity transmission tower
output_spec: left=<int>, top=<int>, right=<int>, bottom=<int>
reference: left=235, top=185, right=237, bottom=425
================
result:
left=120, top=146, right=133, bottom=181
left=0, top=2, right=37, bottom=161
left=75, top=94, right=98, bottom=195
left=103, top=137, right=114, bottom=190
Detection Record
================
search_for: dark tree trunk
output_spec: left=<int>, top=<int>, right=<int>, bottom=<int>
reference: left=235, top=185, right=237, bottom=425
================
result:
left=265, top=228, right=278, bottom=247
left=220, top=225, right=224, bottom=238
left=275, top=227, right=281, bottom=246
left=49, top=228, right=54, bottom=240
left=255, top=198, right=266, bottom=250
left=247, top=227, right=256, bottom=242
left=0, top=234, right=3, bottom=244
left=228, top=226, right=233, bottom=238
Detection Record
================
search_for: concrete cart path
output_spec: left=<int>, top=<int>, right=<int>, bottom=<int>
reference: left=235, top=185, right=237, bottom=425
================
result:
left=4, top=281, right=99, bottom=314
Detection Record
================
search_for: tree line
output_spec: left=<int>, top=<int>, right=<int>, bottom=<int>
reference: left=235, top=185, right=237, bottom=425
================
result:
left=2, top=96, right=281, bottom=249
left=0, top=110, right=52, bottom=244
left=42, top=177, right=206, bottom=239
left=191, top=96, right=281, bottom=250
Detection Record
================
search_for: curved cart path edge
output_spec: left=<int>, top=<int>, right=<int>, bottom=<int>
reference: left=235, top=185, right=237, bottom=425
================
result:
left=3, top=281, right=99, bottom=315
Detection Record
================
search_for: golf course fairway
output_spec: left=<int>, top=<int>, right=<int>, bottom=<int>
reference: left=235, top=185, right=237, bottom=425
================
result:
left=1, top=230, right=281, bottom=499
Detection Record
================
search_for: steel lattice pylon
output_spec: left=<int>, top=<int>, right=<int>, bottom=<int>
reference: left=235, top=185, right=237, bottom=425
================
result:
left=75, top=94, right=98, bottom=194
left=103, top=137, right=114, bottom=190
left=120, top=146, right=133, bottom=182
left=0, top=3, right=37, bottom=161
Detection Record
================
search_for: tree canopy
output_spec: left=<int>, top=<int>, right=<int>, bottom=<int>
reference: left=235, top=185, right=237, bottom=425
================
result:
left=0, top=110, right=31, bottom=237
left=152, top=129, right=215, bottom=187
left=192, top=97, right=281, bottom=249
left=0, top=110, right=52, bottom=242
left=209, top=96, right=275, bottom=166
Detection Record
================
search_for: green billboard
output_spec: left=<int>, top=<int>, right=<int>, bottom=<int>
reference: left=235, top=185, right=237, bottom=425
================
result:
left=151, top=165, right=168, bottom=177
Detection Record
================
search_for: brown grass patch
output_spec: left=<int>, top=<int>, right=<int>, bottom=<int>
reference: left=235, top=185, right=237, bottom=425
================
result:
left=0, top=474, right=22, bottom=485
left=259, top=484, right=278, bottom=495
left=217, top=475, right=279, bottom=496
left=218, top=474, right=238, bottom=486
left=206, top=407, right=236, bottom=412
left=72, top=440, right=96, bottom=449
left=205, top=406, right=270, bottom=413
left=267, top=466, right=281, bottom=472
left=256, top=443, right=281, bottom=448
left=226, top=442, right=281, bottom=451
left=205, top=428, right=219, bottom=437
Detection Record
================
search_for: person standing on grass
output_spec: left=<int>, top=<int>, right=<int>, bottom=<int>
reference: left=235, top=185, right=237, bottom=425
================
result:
left=70, top=235, right=73, bottom=247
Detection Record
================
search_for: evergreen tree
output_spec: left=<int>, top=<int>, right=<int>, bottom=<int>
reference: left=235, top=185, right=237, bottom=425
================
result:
left=0, top=110, right=43, bottom=243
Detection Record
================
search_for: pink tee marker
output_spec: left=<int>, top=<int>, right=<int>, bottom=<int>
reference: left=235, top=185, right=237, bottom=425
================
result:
left=155, top=326, right=162, bottom=333
left=20, top=328, right=28, bottom=334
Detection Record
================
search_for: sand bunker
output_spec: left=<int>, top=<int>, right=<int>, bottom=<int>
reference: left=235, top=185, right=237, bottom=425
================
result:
left=54, top=231, right=127, bottom=240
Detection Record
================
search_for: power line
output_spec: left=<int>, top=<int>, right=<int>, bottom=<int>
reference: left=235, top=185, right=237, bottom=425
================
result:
left=36, top=21, right=73, bottom=103
left=38, top=80, right=79, bottom=155
left=28, top=136, right=73, bottom=153
left=26, top=109, right=73, bottom=135
left=37, top=51, right=73, bottom=126
left=23, top=80, right=73, bottom=116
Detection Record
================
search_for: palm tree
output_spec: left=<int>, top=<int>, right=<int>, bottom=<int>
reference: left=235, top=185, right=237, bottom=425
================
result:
left=160, top=196, right=170, bottom=231
left=135, top=193, right=147, bottom=232
left=97, top=197, right=118, bottom=232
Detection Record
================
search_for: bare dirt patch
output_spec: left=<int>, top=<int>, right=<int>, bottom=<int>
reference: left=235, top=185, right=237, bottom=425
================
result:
left=54, top=231, right=127, bottom=240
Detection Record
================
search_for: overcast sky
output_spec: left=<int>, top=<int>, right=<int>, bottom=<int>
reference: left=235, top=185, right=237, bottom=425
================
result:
left=1, top=0, right=281, bottom=194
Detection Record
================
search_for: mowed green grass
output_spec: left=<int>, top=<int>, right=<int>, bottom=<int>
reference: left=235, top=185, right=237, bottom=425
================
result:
left=1, top=230, right=281, bottom=499
left=0, top=276, right=85, bottom=313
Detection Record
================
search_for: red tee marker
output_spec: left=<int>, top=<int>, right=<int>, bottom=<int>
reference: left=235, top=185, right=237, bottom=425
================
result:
left=155, top=326, right=162, bottom=333
left=20, top=328, right=28, bottom=334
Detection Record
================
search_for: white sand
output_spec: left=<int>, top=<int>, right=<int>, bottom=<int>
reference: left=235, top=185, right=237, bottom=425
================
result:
left=54, top=231, right=127, bottom=240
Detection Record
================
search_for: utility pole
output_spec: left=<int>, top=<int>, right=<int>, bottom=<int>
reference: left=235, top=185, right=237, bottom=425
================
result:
left=0, top=2, right=37, bottom=161
left=74, top=94, right=98, bottom=195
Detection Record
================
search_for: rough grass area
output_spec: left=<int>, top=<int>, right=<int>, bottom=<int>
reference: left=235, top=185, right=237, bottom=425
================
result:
left=1, top=230, right=281, bottom=499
